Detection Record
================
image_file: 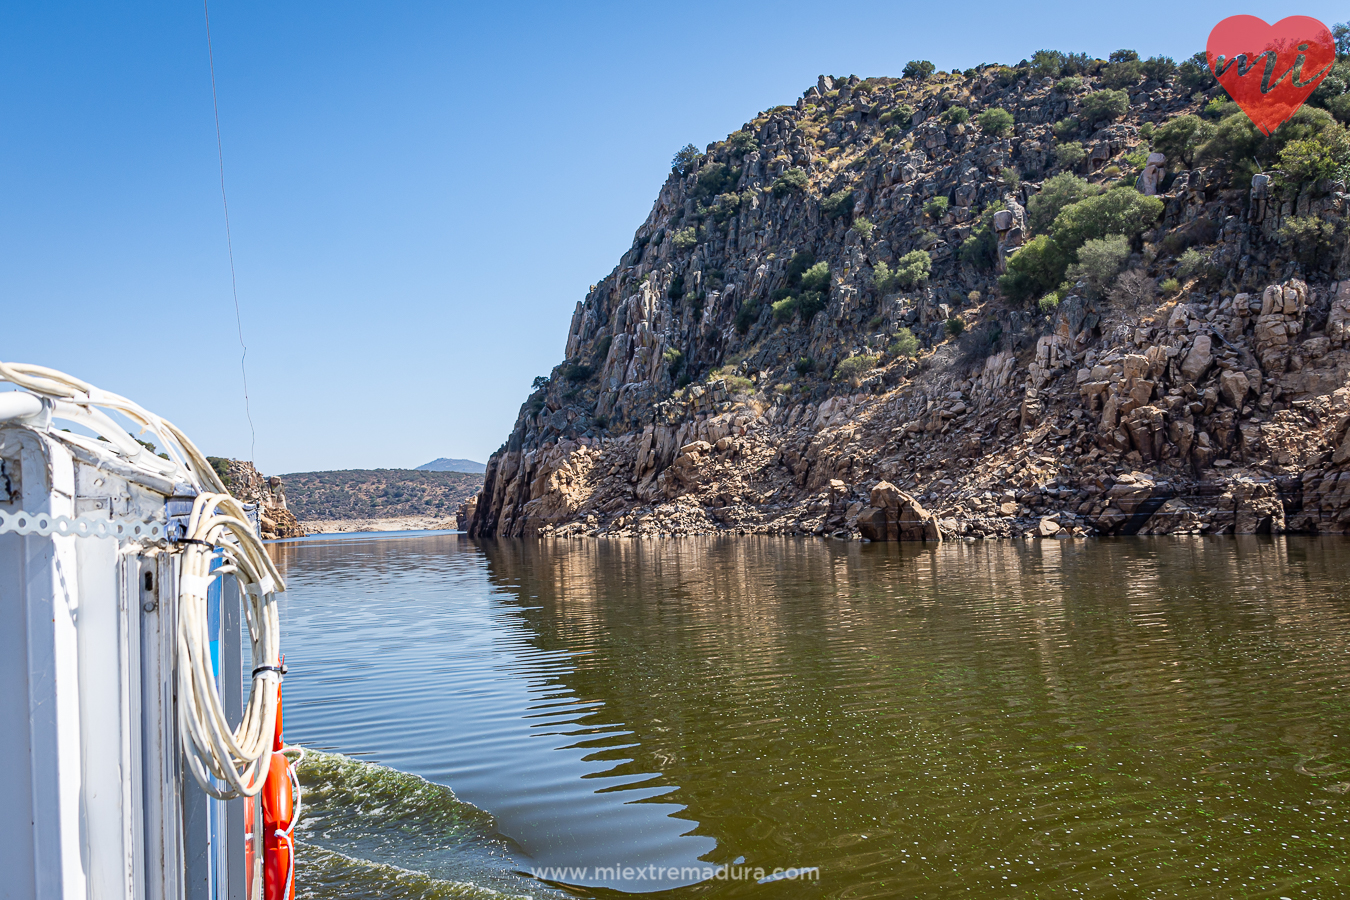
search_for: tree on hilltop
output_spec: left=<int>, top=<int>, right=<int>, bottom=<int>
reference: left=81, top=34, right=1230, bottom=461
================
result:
left=672, top=144, right=699, bottom=175
left=903, top=60, right=935, bottom=81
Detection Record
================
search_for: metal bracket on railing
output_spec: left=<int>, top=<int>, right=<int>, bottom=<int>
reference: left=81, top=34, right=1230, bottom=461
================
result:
left=0, top=509, right=165, bottom=541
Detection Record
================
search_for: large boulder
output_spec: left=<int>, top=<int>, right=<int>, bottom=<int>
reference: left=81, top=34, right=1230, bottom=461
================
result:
left=1179, top=334, right=1212, bottom=383
left=857, top=481, right=943, bottom=541
left=1219, top=370, right=1251, bottom=408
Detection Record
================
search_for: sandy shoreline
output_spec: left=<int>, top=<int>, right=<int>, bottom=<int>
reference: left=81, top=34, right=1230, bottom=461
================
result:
left=300, top=516, right=460, bottom=535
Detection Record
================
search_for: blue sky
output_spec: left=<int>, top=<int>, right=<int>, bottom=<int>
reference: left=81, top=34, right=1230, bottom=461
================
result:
left=2, top=1, right=1342, bottom=473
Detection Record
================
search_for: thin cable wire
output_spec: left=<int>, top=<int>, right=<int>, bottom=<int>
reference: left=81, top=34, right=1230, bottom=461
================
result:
left=203, top=0, right=257, bottom=464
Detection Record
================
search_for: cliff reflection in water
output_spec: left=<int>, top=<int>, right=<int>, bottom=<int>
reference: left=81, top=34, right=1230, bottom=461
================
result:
left=474, top=535, right=1350, bottom=898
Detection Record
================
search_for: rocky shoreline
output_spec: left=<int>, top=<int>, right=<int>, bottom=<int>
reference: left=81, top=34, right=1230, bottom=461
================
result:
left=463, top=284, right=1350, bottom=541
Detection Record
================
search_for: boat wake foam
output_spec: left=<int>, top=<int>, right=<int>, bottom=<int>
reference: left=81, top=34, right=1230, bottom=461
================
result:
left=294, top=751, right=563, bottom=899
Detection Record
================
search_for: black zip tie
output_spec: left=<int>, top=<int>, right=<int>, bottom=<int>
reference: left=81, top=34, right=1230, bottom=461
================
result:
left=175, top=537, right=215, bottom=548
left=252, top=664, right=288, bottom=678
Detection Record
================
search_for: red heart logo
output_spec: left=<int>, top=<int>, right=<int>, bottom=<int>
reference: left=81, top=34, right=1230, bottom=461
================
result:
left=1207, top=15, right=1335, bottom=135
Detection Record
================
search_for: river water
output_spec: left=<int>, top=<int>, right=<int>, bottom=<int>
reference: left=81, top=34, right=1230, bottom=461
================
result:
left=268, top=532, right=1350, bottom=899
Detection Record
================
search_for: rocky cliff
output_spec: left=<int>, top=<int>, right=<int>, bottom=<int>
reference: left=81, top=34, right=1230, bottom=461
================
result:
left=468, top=54, right=1350, bottom=540
left=209, top=458, right=306, bottom=540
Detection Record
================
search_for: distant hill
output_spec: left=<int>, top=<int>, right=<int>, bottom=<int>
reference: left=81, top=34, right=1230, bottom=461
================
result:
left=279, top=469, right=482, bottom=521
left=416, top=457, right=486, bottom=474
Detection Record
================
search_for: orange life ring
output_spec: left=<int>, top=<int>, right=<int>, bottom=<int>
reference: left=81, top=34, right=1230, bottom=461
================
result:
left=245, top=687, right=297, bottom=900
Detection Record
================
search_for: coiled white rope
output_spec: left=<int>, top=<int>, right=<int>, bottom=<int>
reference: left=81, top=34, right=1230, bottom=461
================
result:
left=178, top=490, right=286, bottom=798
left=1, top=361, right=287, bottom=799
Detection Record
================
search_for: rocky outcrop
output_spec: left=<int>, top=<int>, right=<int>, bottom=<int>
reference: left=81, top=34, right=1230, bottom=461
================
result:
left=856, top=481, right=942, bottom=541
left=212, top=458, right=305, bottom=540
left=466, top=63, right=1350, bottom=541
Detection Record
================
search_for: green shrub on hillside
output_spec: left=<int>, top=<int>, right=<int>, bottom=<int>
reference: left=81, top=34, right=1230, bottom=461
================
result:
left=693, top=162, right=738, bottom=200
left=999, top=234, right=1069, bottom=304
left=872, top=260, right=894, bottom=292
left=794, top=356, right=815, bottom=375
left=925, top=195, right=950, bottom=218
left=1081, top=89, right=1129, bottom=124
left=1100, top=58, right=1142, bottom=89
left=1278, top=133, right=1350, bottom=189
left=852, top=217, right=875, bottom=241
left=1141, top=55, right=1177, bottom=82
left=834, top=354, right=880, bottom=383
left=728, top=130, right=759, bottom=155
left=796, top=291, right=828, bottom=320
left=1055, top=141, right=1086, bottom=169
left=771, top=256, right=831, bottom=323
left=821, top=190, right=855, bottom=219
left=672, top=227, right=698, bottom=251
left=1032, top=50, right=1066, bottom=79
left=1152, top=115, right=1214, bottom=168
left=888, top=327, right=920, bottom=358
left=945, top=316, right=965, bottom=337
left=1177, top=52, right=1215, bottom=92
left=1062, top=52, right=1093, bottom=76
left=1027, top=173, right=1100, bottom=234
left=785, top=250, right=816, bottom=283
left=1055, top=76, right=1083, bottom=94
left=1053, top=117, right=1080, bottom=140
left=1197, top=109, right=1261, bottom=169
left=563, top=362, right=594, bottom=381
left=979, top=107, right=1015, bottom=136
left=879, top=104, right=916, bottom=127
left=800, top=261, right=831, bottom=293
left=893, top=250, right=932, bottom=290
left=662, top=347, right=683, bottom=376
left=1176, top=248, right=1213, bottom=282
left=1310, top=59, right=1350, bottom=119
left=1066, top=234, right=1131, bottom=298
left=1279, top=216, right=1342, bottom=268
left=959, top=222, right=999, bottom=271
left=711, top=191, right=747, bottom=223
left=941, top=106, right=970, bottom=125
left=874, top=251, right=932, bottom=292
left=1050, top=186, right=1162, bottom=255
left=592, top=335, right=612, bottom=365
left=207, top=456, right=233, bottom=487
left=1198, top=105, right=1348, bottom=186
left=772, top=167, right=808, bottom=196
